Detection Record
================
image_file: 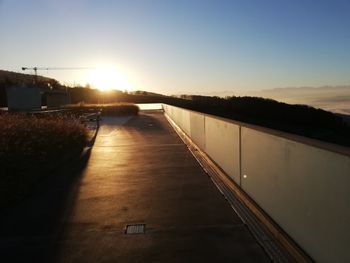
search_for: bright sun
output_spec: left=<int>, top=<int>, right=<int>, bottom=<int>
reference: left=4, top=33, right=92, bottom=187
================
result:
left=87, top=67, right=131, bottom=91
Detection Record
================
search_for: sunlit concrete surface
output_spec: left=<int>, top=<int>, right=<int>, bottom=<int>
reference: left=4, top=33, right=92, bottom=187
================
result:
left=136, top=103, right=163, bottom=110
left=0, top=112, right=269, bottom=263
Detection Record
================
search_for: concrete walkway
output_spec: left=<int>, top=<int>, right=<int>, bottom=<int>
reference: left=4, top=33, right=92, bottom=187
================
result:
left=1, top=112, right=270, bottom=262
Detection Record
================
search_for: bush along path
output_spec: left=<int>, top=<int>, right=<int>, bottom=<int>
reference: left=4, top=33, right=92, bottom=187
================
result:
left=64, top=102, right=140, bottom=116
left=0, top=103, right=139, bottom=209
left=79, top=111, right=101, bottom=147
left=0, top=113, right=88, bottom=208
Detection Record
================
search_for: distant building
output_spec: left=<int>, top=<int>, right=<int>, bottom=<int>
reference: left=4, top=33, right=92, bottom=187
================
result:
left=6, top=84, right=42, bottom=111
left=6, top=84, right=70, bottom=111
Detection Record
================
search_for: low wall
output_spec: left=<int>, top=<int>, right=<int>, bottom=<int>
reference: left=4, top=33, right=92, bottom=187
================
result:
left=205, top=117, right=241, bottom=184
left=163, top=104, right=350, bottom=263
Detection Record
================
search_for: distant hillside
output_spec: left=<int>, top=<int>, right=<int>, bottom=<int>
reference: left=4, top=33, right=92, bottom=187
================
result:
left=129, top=90, right=165, bottom=97
left=245, top=86, right=350, bottom=115
left=191, top=86, right=350, bottom=115
left=0, top=69, right=57, bottom=85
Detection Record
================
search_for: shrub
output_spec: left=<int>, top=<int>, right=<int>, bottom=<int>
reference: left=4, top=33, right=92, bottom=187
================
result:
left=64, top=103, right=139, bottom=116
left=0, top=113, right=88, bottom=207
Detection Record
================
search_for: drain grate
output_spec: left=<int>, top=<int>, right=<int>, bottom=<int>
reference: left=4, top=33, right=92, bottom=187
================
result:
left=125, top=224, right=146, bottom=235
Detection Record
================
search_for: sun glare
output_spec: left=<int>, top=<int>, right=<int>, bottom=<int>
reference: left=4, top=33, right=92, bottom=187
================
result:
left=87, top=67, right=131, bottom=92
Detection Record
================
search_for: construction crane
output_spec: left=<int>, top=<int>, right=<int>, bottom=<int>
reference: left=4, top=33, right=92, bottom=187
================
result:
left=21, top=67, right=95, bottom=75
left=21, top=66, right=95, bottom=84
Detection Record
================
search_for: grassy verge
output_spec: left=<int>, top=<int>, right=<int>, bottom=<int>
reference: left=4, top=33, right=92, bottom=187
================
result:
left=64, top=103, right=139, bottom=116
left=0, top=113, right=88, bottom=208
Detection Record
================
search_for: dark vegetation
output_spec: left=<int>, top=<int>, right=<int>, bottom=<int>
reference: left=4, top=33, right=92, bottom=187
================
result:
left=0, top=112, right=88, bottom=207
left=64, top=103, right=139, bottom=116
left=67, top=88, right=350, bottom=147
left=166, top=95, right=350, bottom=147
left=1, top=70, right=349, bottom=147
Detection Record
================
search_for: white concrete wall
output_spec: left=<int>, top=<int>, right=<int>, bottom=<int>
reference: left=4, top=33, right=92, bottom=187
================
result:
left=241, top=127, right=350, bottom=263
left=163, top=104, right=350, bottom=263
left=176, top=108, right=191, bottom=136
left=190, top=112, right=205, bottom=150
left=205, top=117, right=241, bottom=184
left=165, top=105, right=191, bottom=137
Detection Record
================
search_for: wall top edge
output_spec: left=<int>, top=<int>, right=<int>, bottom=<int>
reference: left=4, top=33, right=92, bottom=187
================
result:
left=162, top=104, right=350, bottom=157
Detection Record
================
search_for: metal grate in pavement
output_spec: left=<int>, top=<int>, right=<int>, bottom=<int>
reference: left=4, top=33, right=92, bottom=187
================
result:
left=125, top=224, right=146, bottom=235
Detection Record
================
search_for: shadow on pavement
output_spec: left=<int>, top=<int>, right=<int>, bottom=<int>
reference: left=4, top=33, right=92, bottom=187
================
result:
left=0, top=149, right=92, bottom=263
left=123, top=112, right=169, bottom=131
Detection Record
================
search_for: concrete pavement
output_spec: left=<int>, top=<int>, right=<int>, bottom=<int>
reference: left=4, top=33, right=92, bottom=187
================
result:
left=1, top=112, right=270, bottom=262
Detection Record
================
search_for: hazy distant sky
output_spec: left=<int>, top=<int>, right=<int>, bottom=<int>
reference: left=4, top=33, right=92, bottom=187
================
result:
left=1, top=0, right=350, bottom=94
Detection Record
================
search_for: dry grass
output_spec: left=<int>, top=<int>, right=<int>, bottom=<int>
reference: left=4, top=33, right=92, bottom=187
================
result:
left=0, top=113, right=88, bottom=207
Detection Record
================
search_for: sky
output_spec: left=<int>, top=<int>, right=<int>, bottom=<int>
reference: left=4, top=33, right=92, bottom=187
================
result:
left=0, top=0, right=350, bottom=94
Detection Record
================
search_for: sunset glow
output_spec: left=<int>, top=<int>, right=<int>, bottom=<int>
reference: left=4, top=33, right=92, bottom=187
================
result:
left=87, top=67, right=132, bottom=92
